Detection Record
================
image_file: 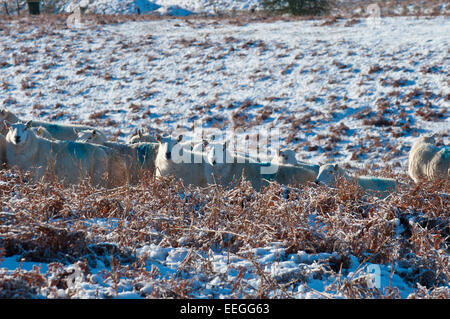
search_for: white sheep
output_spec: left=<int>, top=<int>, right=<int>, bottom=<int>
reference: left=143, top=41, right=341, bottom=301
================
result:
left=205, top=144, right=259, bottom=189
left=0, top=109, right=19, bottom=135
left=75, top=129, right=159, bottom=184
left=31, top=126, right=53, bottom=140
left=155, top=134, right=211, bottom=187
left=271, top=148, right=320, bottom=177
left=271, top=163, right=318, bottom=188
left=0, top=109, right=105, bottom=141
left=408, top=135, right=449, bottom=183
left=128, top=129, right=158, bottom=144
left=271, top=148, right=297, bottom=165
left=75, top=128, right=108, bottom=144
left=316, top=164, right=398, bottom=196
left=128, top=129, right=204, bottom=155
left=205, top=143, right=316, bottom=191
left=4, top=121, right=126, bottom=188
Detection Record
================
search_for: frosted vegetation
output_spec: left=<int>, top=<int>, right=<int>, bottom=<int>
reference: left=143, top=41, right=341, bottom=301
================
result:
left=0, top=1, right=448, bottom=299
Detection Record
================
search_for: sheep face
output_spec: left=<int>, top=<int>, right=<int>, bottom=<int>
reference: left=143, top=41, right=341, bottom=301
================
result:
left=5, top=121, right=32, bottom=146
left=278, top=149, right=296, bottom=164
left=75, top=129, right=105, bottom=144
left=128, top=134, right=141, bottom=144
left=415, top=134, right=436, bottom=146
left=128, top=129, right=144, bottom=144
left=156, top=134, right=183, bottom=161
left=128, top=129, right=157, bottom=144
left=0, top=109, right=18, bottom=134
left=0, top=109, right=13, bottom=123
left=316, top=164, right=346, bottom=186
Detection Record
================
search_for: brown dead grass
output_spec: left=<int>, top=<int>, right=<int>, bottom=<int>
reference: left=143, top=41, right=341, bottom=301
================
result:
left=0, top=165, right=448, bottom=298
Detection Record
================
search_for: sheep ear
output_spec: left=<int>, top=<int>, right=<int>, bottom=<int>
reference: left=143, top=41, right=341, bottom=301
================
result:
left=334, top=164, right=339, bottom=170
left=92, top=130, right=97, bottom=136
left=36, top=127, right=42, bottom=135
left=3, top=120, right=11, bottom=130
left=73, top=128, right=79, bottom=134
left=138, top=129, right=143, bottom=138
left=177, top=134, right=183, bottom=142
left=25, top=120, right=32, bottom=129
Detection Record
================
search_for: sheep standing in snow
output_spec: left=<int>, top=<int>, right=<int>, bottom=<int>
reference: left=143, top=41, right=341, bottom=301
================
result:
left=205, top=143, right=316, bottom=191
left=128, top=129, right=205, bottom=154
left=204, top=141, right=256, bottom=187
left=271, top=148, right=320, bottom=177
left=0, top=109, right=20, bottom=135
left=271, top=148, right=297, bottom=165
left=271, top=163, right=318, bottom=188
left=0, top=109, right=105, bottom=141
left=155, top=134, right=211, bottom=187
left=316, top=164, right=398, bottom=196
left=4, top=121, right=126, bottom=188
left=408, top=135, right=449, bottom=183
left=128, top=129, right=158, bottom=144
left=75, top=129, right=159, bottom=184
left=31, top=126, right=53, bottom=140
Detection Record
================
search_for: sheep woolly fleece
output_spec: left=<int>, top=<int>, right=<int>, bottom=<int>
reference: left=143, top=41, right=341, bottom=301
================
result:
left=408, top=135, right=450, bottom=183
left=316, top=164, right=398, bottom=195
left=1, top=110, right=106, bottom=141
left=5, top=122, right=125, bottom=188
left=75, top=129, right=159, bottom=184
left=155, top=135, right=211, bottom=187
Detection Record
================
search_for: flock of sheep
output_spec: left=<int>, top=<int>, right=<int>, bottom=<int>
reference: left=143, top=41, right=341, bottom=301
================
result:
left=0, top=109, right=448, bottom=195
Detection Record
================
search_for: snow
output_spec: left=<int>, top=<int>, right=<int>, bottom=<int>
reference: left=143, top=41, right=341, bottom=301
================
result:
left=0, top=10, right=448, bottom=299
left=1, top=16, right=447, bottom=169
left=1, top=245, right=415, bottom=298
left=62, top=0, right=262, bottom=15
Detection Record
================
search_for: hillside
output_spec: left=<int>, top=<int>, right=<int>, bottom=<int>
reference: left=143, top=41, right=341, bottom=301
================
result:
left=0, top=11, right=448, bottom=300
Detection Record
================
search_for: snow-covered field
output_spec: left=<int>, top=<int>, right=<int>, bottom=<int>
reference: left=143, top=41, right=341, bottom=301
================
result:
left=1, top=15, right=448, bottom=168
left=0, top=14, right=449, bottom=299
left=2, top=0, right=450, bottom=16
left=62, top=0, right=262, bottom=15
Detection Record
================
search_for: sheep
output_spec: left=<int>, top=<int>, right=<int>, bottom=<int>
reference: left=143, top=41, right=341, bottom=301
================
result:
left=128, top=129, right=158, bottom=144
left=4, top=121, right=126, bottom=188
left=205, top=143, right=316, bottom=191
left=155, top=134, right=211, bottom=187
left=127, top=129, right=202, bottom=153
left=204, top=142, right=258, bottom=188
left=271, top=148, right=297, bottom=165
left=270, top=163, right=318, bottom=187
left=75, top=128, right=108, bottom=144
left=75, top=128, right=159, bottom=184
left=31, top=126, right=53, bottom=140
left=316, top=164, right=398, bottom=196
left=0, top=109, right=105, bottom=141
left=271, top=148, right=320, bottom=177
left=408, top=135, right=449, bottom=183
left=0, top=109, right=19, bottom=135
